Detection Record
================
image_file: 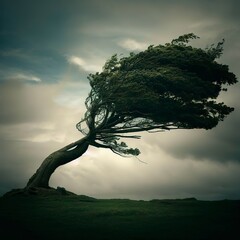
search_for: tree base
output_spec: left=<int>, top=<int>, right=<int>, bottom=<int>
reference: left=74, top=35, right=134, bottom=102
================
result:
left=2, top=186, right=77, bottom=198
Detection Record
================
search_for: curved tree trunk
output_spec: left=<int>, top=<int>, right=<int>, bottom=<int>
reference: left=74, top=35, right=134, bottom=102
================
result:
left=26, top=136, right=89, bottom=189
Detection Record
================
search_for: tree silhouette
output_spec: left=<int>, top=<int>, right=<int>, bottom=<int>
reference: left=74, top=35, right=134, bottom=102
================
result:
left=26, top=33, right=237, bottom=191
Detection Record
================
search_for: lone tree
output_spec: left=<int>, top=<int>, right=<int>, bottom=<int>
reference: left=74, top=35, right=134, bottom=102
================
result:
left=26, top=34, right=237, bottom=192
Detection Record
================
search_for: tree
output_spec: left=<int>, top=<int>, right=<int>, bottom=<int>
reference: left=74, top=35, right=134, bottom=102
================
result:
left=26, top=33, right=237, bottom=191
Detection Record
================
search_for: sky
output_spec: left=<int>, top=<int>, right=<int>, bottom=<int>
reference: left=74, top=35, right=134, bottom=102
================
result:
left=0, top=0, right=239, bottom=200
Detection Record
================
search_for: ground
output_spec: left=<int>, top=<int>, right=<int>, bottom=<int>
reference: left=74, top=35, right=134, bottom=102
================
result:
left=0, top=193, right=239, bottom=240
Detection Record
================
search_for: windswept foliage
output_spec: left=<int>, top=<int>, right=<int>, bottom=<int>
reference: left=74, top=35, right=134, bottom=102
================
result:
left=76, top=33, right=237, bottom=157
left=7, top=33, right=237, bottom=191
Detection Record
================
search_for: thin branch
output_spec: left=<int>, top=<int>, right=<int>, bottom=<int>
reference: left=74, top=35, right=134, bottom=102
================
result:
left=90, top=141, right=112, bottom=149
left=134, top=156, right=148, bottom=164
left=99, top=125, right=176, bottom=134
left=111, top=134, right=141, bottom=139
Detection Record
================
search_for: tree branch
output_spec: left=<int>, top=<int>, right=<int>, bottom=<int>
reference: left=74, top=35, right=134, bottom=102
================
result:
left=99, top=124, right=177, bottom=134
left=90, top=141, right=112, bottom=149
left=58, top=136, right=89, bottom=152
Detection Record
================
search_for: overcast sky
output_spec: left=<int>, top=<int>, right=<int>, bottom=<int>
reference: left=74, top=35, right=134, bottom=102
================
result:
left=0, top=0, right=239, bottom=200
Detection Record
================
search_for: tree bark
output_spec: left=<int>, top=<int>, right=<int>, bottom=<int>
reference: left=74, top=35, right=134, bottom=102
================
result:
left=26, top=136, right=89, bottom=189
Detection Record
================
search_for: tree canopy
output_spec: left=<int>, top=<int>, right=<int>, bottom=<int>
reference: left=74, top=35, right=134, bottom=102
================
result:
left=76, top=33, right=237, bottom=157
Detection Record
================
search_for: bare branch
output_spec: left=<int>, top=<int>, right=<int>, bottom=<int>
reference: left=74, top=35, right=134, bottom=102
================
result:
left=111, top=134, right=141, bottom=139
left=99, top=124, right=177, bottom=134
left=90, top=141, right=112, bottom=149
left=59, top=136, right=90, bottom=152
left=134, top=156, right=148, bottom=164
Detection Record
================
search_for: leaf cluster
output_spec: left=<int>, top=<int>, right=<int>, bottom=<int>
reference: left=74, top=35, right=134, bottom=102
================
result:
left=77, top=33, right=237, bottom=156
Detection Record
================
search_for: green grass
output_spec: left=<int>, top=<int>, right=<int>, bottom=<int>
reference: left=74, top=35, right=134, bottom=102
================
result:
left=0, top=195, right=239, bottom=240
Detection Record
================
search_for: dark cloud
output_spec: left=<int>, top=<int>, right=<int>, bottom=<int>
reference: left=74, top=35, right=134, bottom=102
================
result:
left=200, top=113, right=240, bottom=162
left=1, top=0, right=239, bottom=83
left=0, top=48, right=70, bottom=84
left=158, top=117, right=240, bottom=163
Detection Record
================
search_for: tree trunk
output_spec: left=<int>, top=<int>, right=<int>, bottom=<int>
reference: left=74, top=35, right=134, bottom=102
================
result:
left=26, top=136, right=89, bottom=189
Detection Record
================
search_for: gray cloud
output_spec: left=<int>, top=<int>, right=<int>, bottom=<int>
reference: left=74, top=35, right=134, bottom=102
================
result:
left=0, top=80, right=239, bottom=199
left=0, top=81, right=58, bottom=124
left=50, top=144, right=240, bottom=200
left=0, top=80, right=87, bottom=196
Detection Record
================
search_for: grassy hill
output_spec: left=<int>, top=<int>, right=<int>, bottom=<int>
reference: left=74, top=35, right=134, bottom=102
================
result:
left=0, top=194, right=239, bottom=240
